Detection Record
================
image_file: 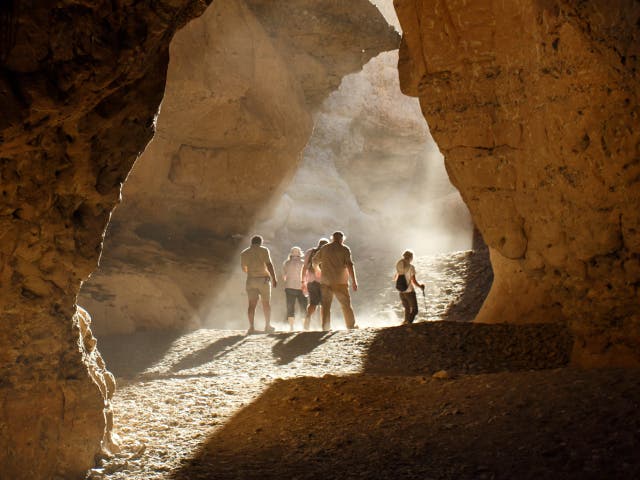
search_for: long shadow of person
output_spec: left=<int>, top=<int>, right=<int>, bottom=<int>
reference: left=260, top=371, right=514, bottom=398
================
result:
left=170, top=335, right=246, bottom=372
left=271, top=331, right=336, bottom=365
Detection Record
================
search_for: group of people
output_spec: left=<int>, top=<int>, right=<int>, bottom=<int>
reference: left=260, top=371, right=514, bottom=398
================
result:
left=239, top=231, right=424, bottom=334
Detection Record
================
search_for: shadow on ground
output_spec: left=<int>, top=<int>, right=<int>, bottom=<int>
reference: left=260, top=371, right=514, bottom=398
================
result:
left=271, top=331, right=337, bottom=365
left=97, top=330, right=183, bottom=377
left=170, top=368, right=640, bottom=480
left=362, top=321, right=573, bottom=375
left=171, top=335, right=246, bottom=372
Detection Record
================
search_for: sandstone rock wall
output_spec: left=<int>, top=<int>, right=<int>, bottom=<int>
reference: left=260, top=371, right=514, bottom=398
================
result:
left=0, top=1, right=211, bottom=478
left=79, top=0, right=399, bottom=335
left=255, top=48, right=472, bottom=262
left=394, top=0, right=640, bottom=366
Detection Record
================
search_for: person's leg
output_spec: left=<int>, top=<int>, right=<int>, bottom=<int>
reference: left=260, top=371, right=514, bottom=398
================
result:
left=320, top=284, right=333, bottom=331
left=246, top=280, right=259, bottom=332
left=305, top=282, right=320, bottom=330
left=259, top=279, right=273, bottom=331
left=304, top=304, right=316, bottom=330
left=408, top=291, right=418, bottom=323
left=333, top=284, right=356, bottom=329
left=247, top=298, right=258, bottom=332
left=297, top=289, right=308, bottom=320
left=285, top=289, right=296, bottom=317
left=261, top=299, right=273, bottom=331
left=400, top=292, right=411, bottom=324
left=285, top=288, right=296, bottom=331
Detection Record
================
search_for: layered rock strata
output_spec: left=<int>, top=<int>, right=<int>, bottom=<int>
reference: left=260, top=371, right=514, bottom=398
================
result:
left=80, top=0, right=399, bottom=334
left=0, top=1, right=211, bottom=478
left=395, top=0, right=640, bottom=366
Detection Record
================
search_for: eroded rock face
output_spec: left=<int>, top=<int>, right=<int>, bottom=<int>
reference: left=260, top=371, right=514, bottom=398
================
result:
left=79, top=0, right=399, bottom=335
left=256, top=49, right=472, bottom=259
left=395, top=0, right=640, bottom=366
left=0, top=1, right=211, bottom=478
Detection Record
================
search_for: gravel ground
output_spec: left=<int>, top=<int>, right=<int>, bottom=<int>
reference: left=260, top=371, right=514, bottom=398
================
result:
left=89, top=251, right=640, bottom=480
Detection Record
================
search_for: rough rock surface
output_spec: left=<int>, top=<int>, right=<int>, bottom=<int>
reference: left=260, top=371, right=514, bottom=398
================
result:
left=79, top=0, right=400, bottom=335
left=0, top=1, right=211, bottom=478
left=395, top=0, right=640, bottom=366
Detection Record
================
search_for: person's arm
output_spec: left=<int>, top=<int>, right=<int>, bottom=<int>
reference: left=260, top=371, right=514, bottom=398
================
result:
left=267, top=262, right=278, bottom=288
left=348, top=263, right=358, bottom=291
left=411, top=274, right=425, bottom=291
left=346, top=247, right=357, bottom=291
left=240, top=255, right=248, bottom=273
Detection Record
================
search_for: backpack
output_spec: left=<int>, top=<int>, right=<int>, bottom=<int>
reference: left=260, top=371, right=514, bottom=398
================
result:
left=395, top=271, right=408, bottom=291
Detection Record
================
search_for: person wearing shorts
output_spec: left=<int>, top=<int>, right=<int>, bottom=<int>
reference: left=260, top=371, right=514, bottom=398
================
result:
left=240, top=235, right=278, bottom=334
left=302, top=238, right=329, bottom=330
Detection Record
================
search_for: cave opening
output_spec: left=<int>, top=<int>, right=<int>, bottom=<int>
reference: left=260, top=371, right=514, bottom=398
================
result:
left=79, top=0, right=479, bottom=338
left=77, top=1, right=490, bottom=476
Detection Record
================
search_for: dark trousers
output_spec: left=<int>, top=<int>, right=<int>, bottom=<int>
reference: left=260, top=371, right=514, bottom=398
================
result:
left=400, top=291, right=418, bottom=324
left=285, top=288, right=308, bottom=317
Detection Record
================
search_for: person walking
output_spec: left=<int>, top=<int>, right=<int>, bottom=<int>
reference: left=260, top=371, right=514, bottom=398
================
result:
left=395, top=250, right=425, bottom=324
left=301, top=238, right=329, bottom=330
left=240, top=235, right=278, bottom=334
left=282, top=246, right=308, bottom=331
left=312, top=231, right=358, bottom=330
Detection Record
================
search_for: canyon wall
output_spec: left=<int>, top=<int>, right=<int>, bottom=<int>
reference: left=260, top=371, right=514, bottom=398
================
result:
left=254, top=47, right=473, bottom=280
left=395, top=0, right=640, bottom=366
left=0, top=1, right=211, bottom=478
left=79, top=0, right=399, bottom=335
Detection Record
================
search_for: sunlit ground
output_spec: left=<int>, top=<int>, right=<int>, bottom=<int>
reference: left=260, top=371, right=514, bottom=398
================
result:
left=92, top=248, right=490, bottom=479
left=93, top=328, right=378, bottom=479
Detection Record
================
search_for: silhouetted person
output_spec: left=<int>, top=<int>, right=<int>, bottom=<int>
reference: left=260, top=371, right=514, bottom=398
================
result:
left=240, top=235, right=277, bottom=334
left=301, top=238, right=329, bottom=330
left=312, top=231, right=358, bottom=330
left=282, top=246, right=307, bottom=331
left=395, top=250, right=425, bottom=324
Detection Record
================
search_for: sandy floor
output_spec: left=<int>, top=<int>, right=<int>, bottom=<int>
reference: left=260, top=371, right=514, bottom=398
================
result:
left=88, top=251, right=640, bottom=479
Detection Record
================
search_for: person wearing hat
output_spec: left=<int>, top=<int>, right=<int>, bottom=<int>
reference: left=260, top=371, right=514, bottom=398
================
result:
left=282, top=246, right=308, bottom=331
left=312, top=231, right=358, bottom=330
